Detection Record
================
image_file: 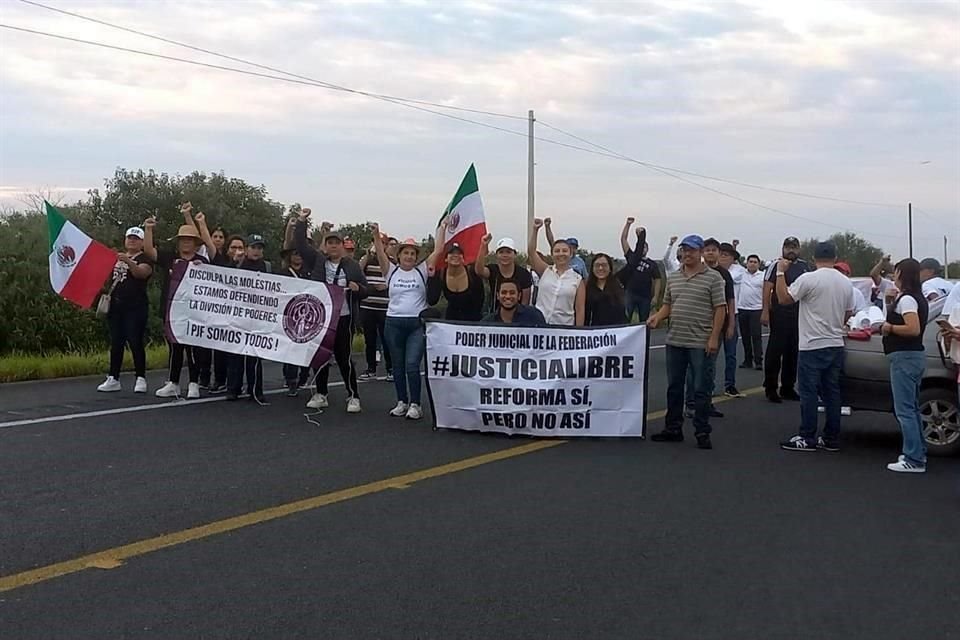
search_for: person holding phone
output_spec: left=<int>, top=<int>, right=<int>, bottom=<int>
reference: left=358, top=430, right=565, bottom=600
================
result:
left=762, top=236, right=810, bottom=403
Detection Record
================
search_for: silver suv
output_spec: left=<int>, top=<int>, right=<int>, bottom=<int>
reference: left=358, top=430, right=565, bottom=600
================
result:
left=842, top=297, right=959, bottom=456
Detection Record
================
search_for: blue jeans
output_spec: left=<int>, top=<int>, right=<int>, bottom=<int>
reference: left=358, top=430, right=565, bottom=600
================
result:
left=685, top=351, right=717, bottom=410
left=797, top=347, right=844, bottom=444
left=888, top=351, right=927, bottom=465
left=625, top=292, right=652, bottom=324
left=384, top=316, right=425, bottom=405
left=723, top=318, right=739, bottom=389
left=666, top=345, right=713, bottom=436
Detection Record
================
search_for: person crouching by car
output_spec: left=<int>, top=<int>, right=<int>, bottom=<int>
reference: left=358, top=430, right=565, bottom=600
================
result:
left=881, top=258, right=929, bottom=473
left=226, top=234, right=270, bottom=403
left=280, top=246, right=313, bottom=396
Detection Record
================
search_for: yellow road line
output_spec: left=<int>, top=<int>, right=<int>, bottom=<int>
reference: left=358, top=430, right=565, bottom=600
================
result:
left=0, top=386, right=763, bottom=594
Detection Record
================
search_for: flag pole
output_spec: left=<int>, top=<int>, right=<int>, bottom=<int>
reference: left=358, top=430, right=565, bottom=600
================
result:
left=527, top=109, right=535, bottom=247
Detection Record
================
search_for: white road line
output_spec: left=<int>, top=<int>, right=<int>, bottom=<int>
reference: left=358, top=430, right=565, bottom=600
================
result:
left=0, top=382, right=347, bottom=430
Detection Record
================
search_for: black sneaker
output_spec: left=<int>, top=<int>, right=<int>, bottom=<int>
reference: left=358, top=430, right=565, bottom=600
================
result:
left=209, top=384, right=227, bottom=395
left=651, top=430, right=684, bottom=443
left=696, top=434, right=713, bottom=450
left=755, top=363, right=763, bottom=371
left=724, top=386, right=745, bottom=398
left=781, top=389, right=801, bottom=401
left=358, top=370, right=376, bottom=381
left=709, top=408, right=724, bottom=418
left=766, top=391, right=783, bottom=404
left=286, top=385, right=299, bottom=398
left=739, top=361, right=752, bottom=369
left=780, top=435, right=816, bottom=451
left=817, top=437, right=840, bottom=452
left=683, top=407, right=694, bottom=419
left=225, top=392, right=238, bottom=401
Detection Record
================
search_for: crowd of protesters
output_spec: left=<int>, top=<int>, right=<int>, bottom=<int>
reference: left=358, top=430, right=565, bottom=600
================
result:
left=95, top=205, right=957, bottom=474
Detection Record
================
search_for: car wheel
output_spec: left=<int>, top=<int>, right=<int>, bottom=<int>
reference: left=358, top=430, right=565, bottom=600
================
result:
left=920, top=387, right=960, bottom=456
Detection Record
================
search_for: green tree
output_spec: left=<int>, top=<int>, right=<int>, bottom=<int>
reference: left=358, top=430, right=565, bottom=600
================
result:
left=799, top=232, right=884, bottom=276
left=0, top=169, right=289, bottom=354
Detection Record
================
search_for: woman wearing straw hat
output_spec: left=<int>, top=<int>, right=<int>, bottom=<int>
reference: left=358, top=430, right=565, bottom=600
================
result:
left=143, top=203, right=216, bottom=399
left=372, top=221, right=444, bottom=420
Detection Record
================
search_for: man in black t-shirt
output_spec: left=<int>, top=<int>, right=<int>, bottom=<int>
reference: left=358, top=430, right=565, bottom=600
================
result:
left=762, top=236, right=810, bottom=403
left=619, top=219, right=662, bottom=323
left=476, top=235, right=533, bottom=311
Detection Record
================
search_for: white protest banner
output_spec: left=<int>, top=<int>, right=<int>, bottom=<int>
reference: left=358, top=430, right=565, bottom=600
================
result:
left=425, top=321, right=649, bottom=437
left=164, top=262, right=344, bottom=368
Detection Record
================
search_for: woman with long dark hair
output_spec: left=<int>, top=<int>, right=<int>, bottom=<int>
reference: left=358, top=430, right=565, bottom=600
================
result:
left=582, top=253, right=627, bottom=326
left=880, top=258, right=929, bottom=473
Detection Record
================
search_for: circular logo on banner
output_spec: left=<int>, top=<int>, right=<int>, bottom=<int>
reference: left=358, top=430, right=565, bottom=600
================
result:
left=56, top=245, right=77, bottom=268
left=447, top=212, right=460, bottom=232
left=283, top=294, right=326, bottom=343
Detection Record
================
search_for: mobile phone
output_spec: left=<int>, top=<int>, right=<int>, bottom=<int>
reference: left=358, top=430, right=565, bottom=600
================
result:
left=936, top=319, right=955, bottom=331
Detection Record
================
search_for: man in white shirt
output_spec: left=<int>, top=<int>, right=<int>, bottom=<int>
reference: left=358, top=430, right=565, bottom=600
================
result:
left=737, top=254, right=766, bottom=369
left=919, top=258, right=955, bottom=301
left=774, top=241, right=856, bottom=453
left=663, top=236, right=681, bottom=274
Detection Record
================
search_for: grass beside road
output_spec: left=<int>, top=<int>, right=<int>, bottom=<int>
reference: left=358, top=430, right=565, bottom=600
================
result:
left=0, top=335, right=370, bottom=383
left=0, top=345, right=170, bottom=383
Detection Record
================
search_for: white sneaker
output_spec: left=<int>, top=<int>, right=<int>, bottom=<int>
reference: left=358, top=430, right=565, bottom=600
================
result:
left=97, top=376, right=121, bottom=392
left=187, top=382, right=201, bottom=399
left=134, top=377, right=148, bottom=394
left=887, top=459, right=926, bottom=473
left=306, top=393, right=329, bottom=409
left=155, top=381, right=180, bottom=398
left=405, top=403, right=423, bottom=420
left=346, top=397, right=362, bottom=414
left=389, top=401, right=409, bottom=417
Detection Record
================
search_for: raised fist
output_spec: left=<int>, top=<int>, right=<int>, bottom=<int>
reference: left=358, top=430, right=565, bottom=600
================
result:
left=144, top=217, right=157, bottom=228
left=543, top=217, right=552, bottom=226
left=481, top=233, right=493, bottom=244
left=626, top=217, right=635, bottom=225
left=301, top=207, right=312, bottom=217
left=669, top=235, right=678, bottom=245
left=179, top=202, right=192, bottom=214
left=194, top=211, right=205, bottom=224
left=533, top=218, right=544, bottom=229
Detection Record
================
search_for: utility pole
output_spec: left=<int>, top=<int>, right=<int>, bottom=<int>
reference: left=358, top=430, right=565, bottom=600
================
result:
left=527, top=109, right=535, bottom=246
left=945, top=235, right=949, bottom=278
left=908, top=202, right=913, bottom=259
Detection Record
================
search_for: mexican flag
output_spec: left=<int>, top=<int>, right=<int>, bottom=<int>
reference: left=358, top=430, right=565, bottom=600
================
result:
left=47, top=201, right=118, bottom=308
left=438, top=164, right=486, bottom=265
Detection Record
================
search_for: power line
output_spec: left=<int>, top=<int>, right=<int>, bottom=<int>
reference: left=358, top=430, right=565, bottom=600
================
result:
left=914, top=207, right=956, bottom=229
left=13, top=0, right=916, bottom=212
left=0, top=23, right=535, bottom=140
left=0, top=22, right=932, bottom=243
left=15, top=0, right=528, bottom=122
left=537, top=120, right=902, bottom=208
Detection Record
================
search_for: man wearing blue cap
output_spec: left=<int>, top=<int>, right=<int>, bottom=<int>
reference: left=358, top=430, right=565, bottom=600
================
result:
left=544, top=218, right=588, bottom=279
left=774, top=241, right=857, bottom=452
left=647, top=234, right=728, bottom=449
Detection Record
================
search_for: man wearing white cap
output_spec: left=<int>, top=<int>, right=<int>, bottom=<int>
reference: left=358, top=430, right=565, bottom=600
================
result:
left=476, top=234, right=533, bottom=311
left=97, top=225, right=153, bottom=394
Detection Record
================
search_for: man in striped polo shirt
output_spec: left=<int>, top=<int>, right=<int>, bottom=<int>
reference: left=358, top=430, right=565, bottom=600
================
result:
left=647, top=234, right=727, bottom=449
left=359, top=237, right=394, bottom=380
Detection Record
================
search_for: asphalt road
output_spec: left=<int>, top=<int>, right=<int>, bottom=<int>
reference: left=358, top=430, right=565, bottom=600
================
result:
left=1, top=335, right=958, bottom=639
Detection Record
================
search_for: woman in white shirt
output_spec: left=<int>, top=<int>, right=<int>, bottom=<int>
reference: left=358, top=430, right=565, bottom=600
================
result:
left=527, top=218, right=585, bottom=326
left=373, top=222, right=443, bottom=420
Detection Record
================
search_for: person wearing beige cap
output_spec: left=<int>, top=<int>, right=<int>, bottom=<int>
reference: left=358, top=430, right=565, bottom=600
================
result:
left=143, top=203, right=216, bottom=400
left=97, top=225, right=153, bottom=394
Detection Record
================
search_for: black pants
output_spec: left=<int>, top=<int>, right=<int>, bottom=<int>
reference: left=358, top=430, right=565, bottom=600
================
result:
left=764, top=313, right=799, bottom=394
left=362, top=308, right=391, bottom=372
left=227, top=354, right=263, bottom=396
left=738, top=309, right=763, bottom=366
left=195, top=348, right=227, bottom=387
left=108, top=304, right=148, bottom=378
left=283, top=363, right=311, bottom=388
left=168, top=342, right=199, bottom=385
left=317, top=315, right=359, bottom=398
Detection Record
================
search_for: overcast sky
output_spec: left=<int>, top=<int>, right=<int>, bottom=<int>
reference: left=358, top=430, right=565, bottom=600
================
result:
left=1, top=0, right=958, bottom=260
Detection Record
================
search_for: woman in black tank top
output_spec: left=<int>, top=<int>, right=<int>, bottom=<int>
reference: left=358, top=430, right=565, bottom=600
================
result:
left=427, top=243, right=485, bottom=321
left=880, top=258, right=929, bottom=473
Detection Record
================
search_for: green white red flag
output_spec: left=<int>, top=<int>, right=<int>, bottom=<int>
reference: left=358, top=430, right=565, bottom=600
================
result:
left=46, top=201, right=117, bottom=308
left=437, top=164, right=486, bottom=265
